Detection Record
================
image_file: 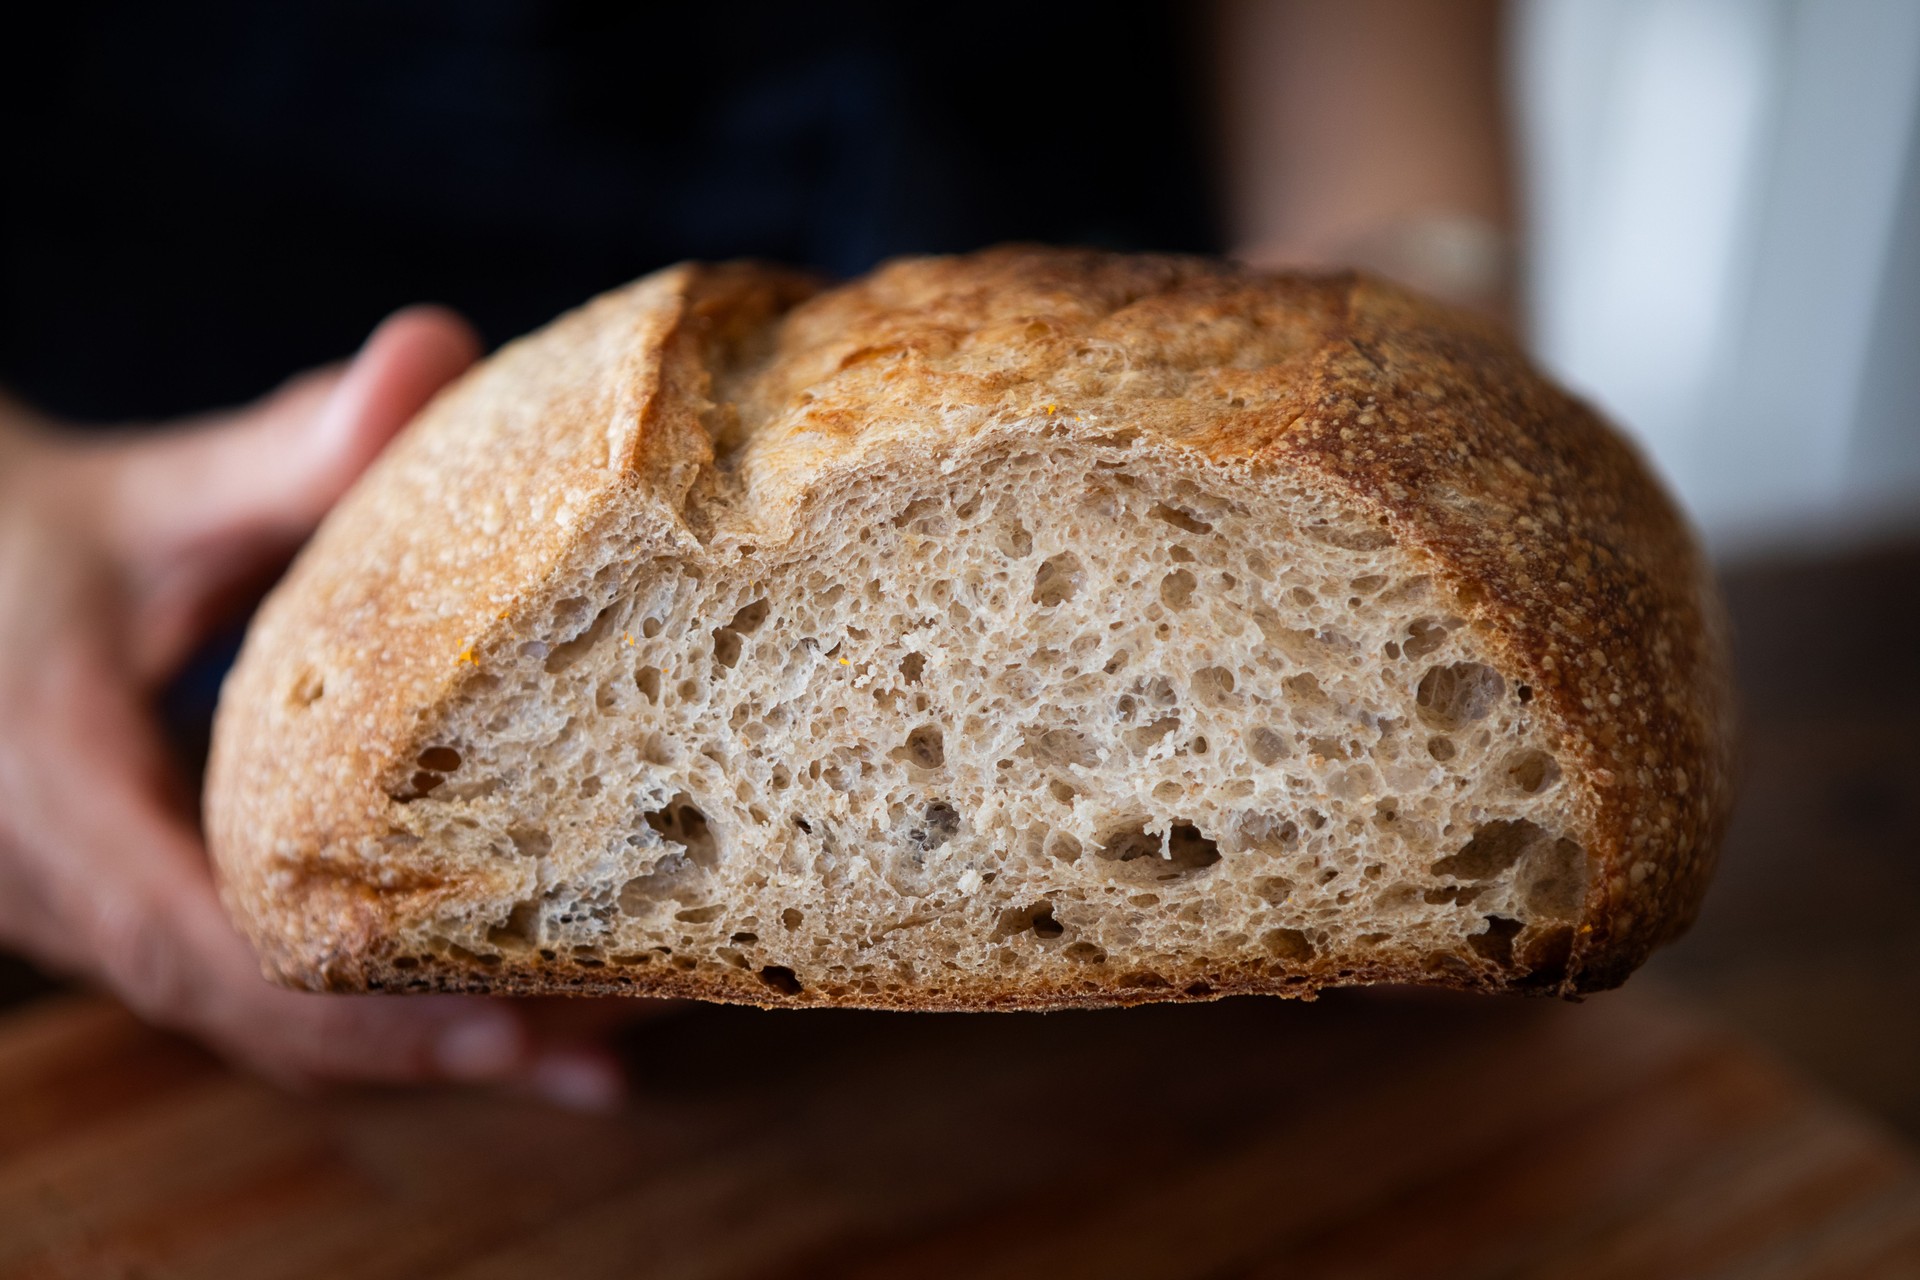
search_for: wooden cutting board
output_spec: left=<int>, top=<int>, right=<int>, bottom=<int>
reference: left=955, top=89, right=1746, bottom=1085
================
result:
left=1, top=984, right=1916, bottom=1278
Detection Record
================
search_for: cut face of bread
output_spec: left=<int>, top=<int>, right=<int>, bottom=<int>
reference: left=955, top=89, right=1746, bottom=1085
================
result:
left=206, top=249, right=1735, bottom=1006
left=397, top=451, right=1587, bottom=1000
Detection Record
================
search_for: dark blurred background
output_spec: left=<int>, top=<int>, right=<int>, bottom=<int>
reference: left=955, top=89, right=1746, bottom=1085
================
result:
left=0, top=1, right=1218, bottom=422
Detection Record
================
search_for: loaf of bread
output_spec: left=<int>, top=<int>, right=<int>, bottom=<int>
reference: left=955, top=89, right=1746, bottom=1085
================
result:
left=206, top=247, right=1735, bottom=1007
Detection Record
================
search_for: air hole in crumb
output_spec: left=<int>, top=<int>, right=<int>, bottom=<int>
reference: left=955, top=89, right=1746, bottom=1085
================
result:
left=1032, top=552, right=1084, bottom=606
left=416, top=746, right=461, bottom=772
left=995, top=521, right=1034, bottom=558
left=995, top=901, right=1063, bottom=940
left=1308, top=521, right=1393, bottom=551
left=1149, top=502, right=1213, bottom=535
left=507, top=825, right=550, bottom=859
left=895, top=725, right=946, bottom=769
left=1262, top=928, right=1315, bottom=962
left=1240, top=812, right=1301, bottom=852
left=1048, top=779, right=1077, bottom=804
left=1192, top=666, right=1237, bottom=706
left=1416, top=662, right=1504, bottom=729
left=759, top=965, right=803, bottom=995
left=644, top=794, right=718, bottom=868
left=1126, top=717, right=1180, bottom=752
left=731, top=598, right=770, bottom=632
left=394, top=770, right=443, bottom=801
left=1403, top=618, right=1448, bottom=659
left=1159, top=568, right=1197, bottom=609
left=674, top=904, right=724, bottom=924
left=488, top=901, right=540, bottom=952
left=781, top=908, right=804, bottom=930
left=1428, top=736, right=1456, bottom=761
left=1469, top=916, right=1524, bottom=966
left=641, top=616, right=663, bottom=639
left=545, top=602, right=616, bottom=673
left=1518, top=834, right=1591, bottom=921
left=1520, top=926, right=1576, bottom=985
left=1097, top=821, right=1221, bottom=880
left=1505, top=749, right=1562, bottom=795
left=900, top=651, right=926, bottom=683
left=731, top=932, right=758, bottom=945
left=892, top=497, right=945, bottom=531
left=909, top=801, right=960, bottom=851
left=1434, top=818, right=1547, bottom=881
left=1247, top=726, right=1289, bottom=766
left=1253, top=876, right=1294, bottom=902
left=709, top=600, right=769, bottom=670
left=634, top=667, right=661, bottom=702
left=1063, top=941, right=1106, bottom=963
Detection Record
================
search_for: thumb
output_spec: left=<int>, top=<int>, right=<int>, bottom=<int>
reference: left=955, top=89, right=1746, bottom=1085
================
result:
left=103, top=306, right=481, bottom=679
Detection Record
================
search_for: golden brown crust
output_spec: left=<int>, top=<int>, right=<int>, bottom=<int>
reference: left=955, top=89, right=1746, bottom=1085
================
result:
left=206, top=246, right=1734, bottom=1004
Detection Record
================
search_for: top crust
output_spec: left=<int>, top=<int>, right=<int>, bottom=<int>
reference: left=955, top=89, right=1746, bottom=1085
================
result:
left=205, top=247, right=1735, bottom=1000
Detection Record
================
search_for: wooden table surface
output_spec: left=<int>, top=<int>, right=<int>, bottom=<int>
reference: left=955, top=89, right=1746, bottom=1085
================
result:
left=2, top=983, right=1917, bottom=1279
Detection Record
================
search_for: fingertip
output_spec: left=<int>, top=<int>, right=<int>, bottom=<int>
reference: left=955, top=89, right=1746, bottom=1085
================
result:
left=431, top=1006, right=529, bottom=1082
left=366, top=304, right=484, bottom=377
left=526, top=1048, right=627, bottom=1114
left=304, top=304, right=482, bottom=481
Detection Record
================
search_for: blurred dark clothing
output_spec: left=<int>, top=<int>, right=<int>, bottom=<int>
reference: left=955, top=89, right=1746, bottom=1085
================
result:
left=2, top=1, right=1221, bottom=423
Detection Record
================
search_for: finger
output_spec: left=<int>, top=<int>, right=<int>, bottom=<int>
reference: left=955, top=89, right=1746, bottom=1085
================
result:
left=19, top=660, right=666, bottom=1096
left=518, top=1045, right=629, bottom=1113
left=505, top=997, right=692, bottom=1111
left=103, top=307, right=481, bottom=678
left=15, top=631, right=663, bottom=1096
left=112, top=305, right=480, bottom=556
left=14, top=657, right=532, bottom=1088
left=85, top=806, right=542, bottom=1089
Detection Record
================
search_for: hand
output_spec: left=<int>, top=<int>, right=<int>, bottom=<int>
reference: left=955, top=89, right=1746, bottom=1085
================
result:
left=0, top=310, right=643, bottom=1107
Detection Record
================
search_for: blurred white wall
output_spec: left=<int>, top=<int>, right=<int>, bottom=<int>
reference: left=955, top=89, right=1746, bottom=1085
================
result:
left=1515, top=0, right=1920, bottom=555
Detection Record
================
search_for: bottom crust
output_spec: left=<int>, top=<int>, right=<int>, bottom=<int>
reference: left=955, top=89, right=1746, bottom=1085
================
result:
left=303, top=945, right=1617, bottom=1010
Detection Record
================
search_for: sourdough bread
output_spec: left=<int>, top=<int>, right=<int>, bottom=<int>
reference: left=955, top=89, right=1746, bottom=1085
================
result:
left=205, top=247, right=1735, bottom=1006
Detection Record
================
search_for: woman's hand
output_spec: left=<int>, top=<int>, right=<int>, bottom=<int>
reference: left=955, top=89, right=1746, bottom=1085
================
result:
left=0, top=310, right=632, bottom=1106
